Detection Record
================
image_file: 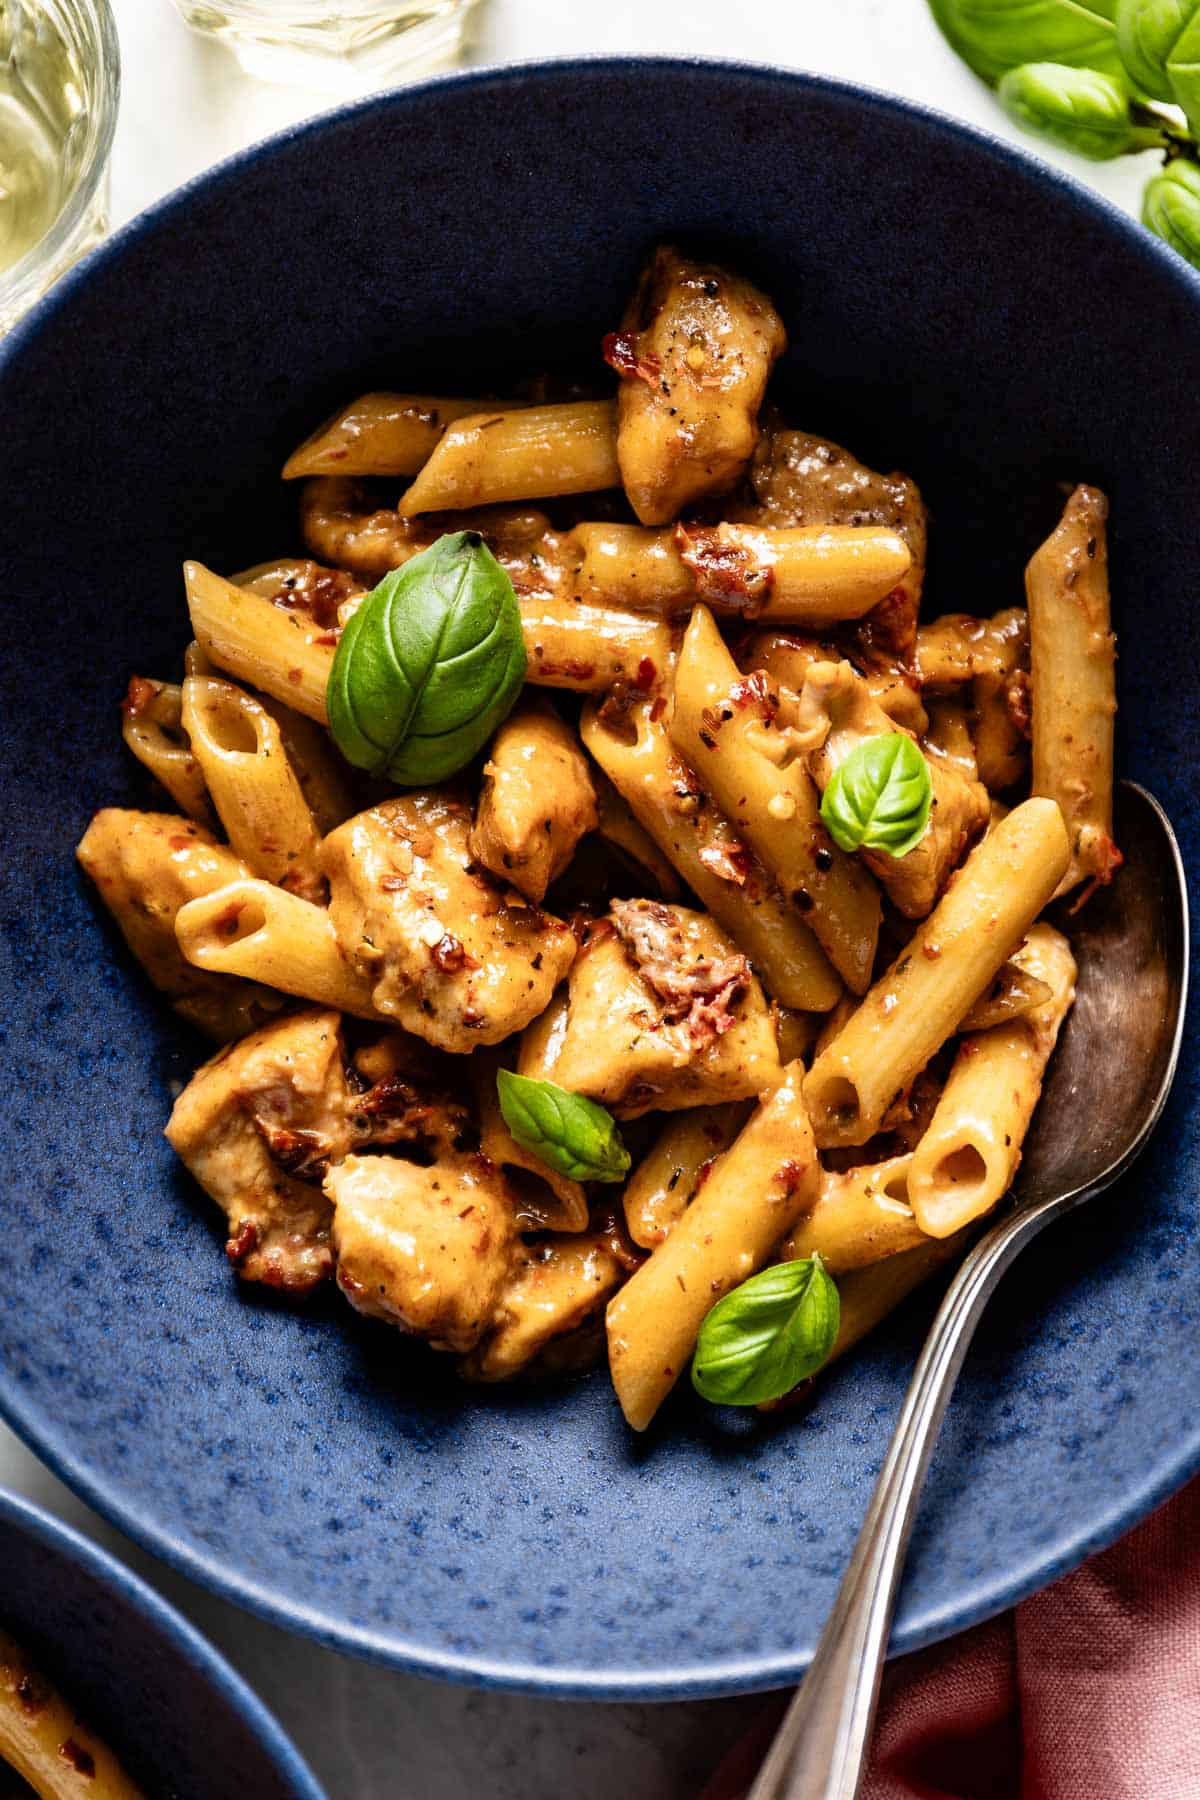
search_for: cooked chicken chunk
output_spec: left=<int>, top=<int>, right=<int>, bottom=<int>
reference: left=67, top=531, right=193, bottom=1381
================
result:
left=605, top=245, right=786, bottom=525
left=469, top=698, right=598, bottom=903
left=521, top=907, right=780, bottom=1117
left=740, top=426, right=927, bottom=673
left=461, top=1229, right=632, bottom=1382
left=794, top=661, right=989, bottom=919
left=321, top=791, right=577, bottom=1052
left=326, top=1151, right=517, bottom=1353
left=165, top=1009, right=352, bottom=1291
left=77, top=808, right=281, bottom=1041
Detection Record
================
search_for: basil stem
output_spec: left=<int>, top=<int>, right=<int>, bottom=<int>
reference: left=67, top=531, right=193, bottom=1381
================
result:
left=326, top=531, right=526, bottom=786
left=819, top=734, right=933, bottom=859
left=692, top=1255, right=841, bottom=1407
left=496, top=1071, right=631, bottom=1184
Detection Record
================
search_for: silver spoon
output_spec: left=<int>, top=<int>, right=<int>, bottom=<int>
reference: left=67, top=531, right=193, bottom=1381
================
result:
left=747, top=781, right=1189, bottom=1800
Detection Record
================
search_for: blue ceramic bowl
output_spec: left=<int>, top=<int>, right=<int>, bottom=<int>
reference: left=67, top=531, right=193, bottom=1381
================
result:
left=0, top=58, right=1197, bottom=1699
left=0, top=1488, right=325, bottom=1798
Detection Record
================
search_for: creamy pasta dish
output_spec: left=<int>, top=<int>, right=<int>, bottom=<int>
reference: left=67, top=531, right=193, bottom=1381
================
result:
left=77, top=245, right=1119, bottom=1428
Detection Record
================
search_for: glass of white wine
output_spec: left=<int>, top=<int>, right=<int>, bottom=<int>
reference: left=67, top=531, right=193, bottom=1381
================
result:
left=0, top=0, right=119, bottom=336
left=169, top=0, right=478, bottom=91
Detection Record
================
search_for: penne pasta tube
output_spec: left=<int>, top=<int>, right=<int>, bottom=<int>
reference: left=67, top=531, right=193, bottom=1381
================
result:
left=256, top=697, right=358, bottom=834
left=826, top=1229, right=969, bottom=1364
left=802, top=797, right=1070, bottom=1148
left=581, top=691, right=841, bottom=1012
left=675, top=522, right=911, bottom=624
left=520, top=590, right=672, bottom=693
left=175, top=878, right=387, bottom=1021
left=669, top=606, right=880, bottom=992
left=796, top=660, right=990, bottom=919
left=621, top=1102, right=753, bottom=1249
left=0, top=1625, right=146, bottom=1800
left=571, top=521, right=911, bottom=624
left=907, top=923, right=1076, bottom=1238
left=1026, top=484, right=1121, bottom=897
left=185, top=560, right=335, bottom=723
left=120, top=676, right=213, bottom=824
left=606, top=1062, right=819, bottom=1430
left=399, top=401, right=620, bottom=516
left=283, top=392, right=496, bottom=479
left=182, top=675, right=324, bottom=901
left=781, top=1153, right=927, bottom=1273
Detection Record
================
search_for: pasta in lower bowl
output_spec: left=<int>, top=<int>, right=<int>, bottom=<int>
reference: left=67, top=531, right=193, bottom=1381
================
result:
left=77, top=242, right=1119, bottom=1432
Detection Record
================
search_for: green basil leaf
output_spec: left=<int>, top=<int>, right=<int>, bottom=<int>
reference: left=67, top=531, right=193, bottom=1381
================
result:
left=692, top=1255, right=840, bottom=1407
left=819, top=734, right=933, bottom=859
left=1166, top=8, right=1200, bottom=130
left=1143, top=156, right=1200, bottom=266
left=927, top=0, right=1125, bottom=86
left=496, top=1071, right=631, bottom=1184
left=1117, top=0, right=1198, bottom=97
left=326, top=530, right=526, bottom=785
left=998, top=60, right=1153, bottom=155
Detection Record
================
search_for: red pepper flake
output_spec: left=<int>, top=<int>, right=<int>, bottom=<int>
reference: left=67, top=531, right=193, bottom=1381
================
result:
left=59, top=1739, right=96, bottom=1779
left=226, top=1219, right=259, bottom=1265
left=635, top=656, right=657, bottom=690
left=315, top=630, right=341, bottom=647
left=431, top=932, right=479, bottom=973
left=168, top=833, right=197, bottom=851
left=728, top=669, right=777, bottom=717
left=287, top=667, right=302, bottom=685
left=649, top=695, right=667, bottom=723
left=122, top=673, right=159, bottom=718
left=776, top=1159, right=807, bottom=1196
left=602, top=330, right=662, bottom=386
left=675, top=524, right=774, bottom=615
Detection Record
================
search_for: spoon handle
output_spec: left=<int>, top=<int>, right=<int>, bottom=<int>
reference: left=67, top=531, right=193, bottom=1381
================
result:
left=747, top=1200, right=1059, bottom=1800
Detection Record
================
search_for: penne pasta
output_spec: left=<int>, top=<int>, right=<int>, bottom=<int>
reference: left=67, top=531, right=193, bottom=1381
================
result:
left=669, top=606, right=880, bottom=992
left=907, top=923, right=1077, bottom=1237
left=185, top=560, right=335, bottom=723
left=256, top=696, right=358, bottom=835
left=0, top=1626, right=146, bottom=1800
left=802, top=797, right=1070, bottom=1148
left=572, top=520, right=911, bottom=624
left=175, top=877, right=387, bottom=1020
left=399, top=401, right=620, bottom=516
left=182, top=675, right=324, bottom=901
left=581, top=690, right=842, bottom=1012
left=121, top=676, right=213, bottom=824
left=826, top=1229, right=970, bottom=1364
left=283, top=392, right=496, bottom=479
left=606, top=1062, right=818, bottom=1429
left=520, top=589, right=672, bottom=693
left=781, top=1152, right=927, bottom=1273
left=622, top=1102, right=754, bottom=1249
left=1026, top=484, right=1121, bottom=897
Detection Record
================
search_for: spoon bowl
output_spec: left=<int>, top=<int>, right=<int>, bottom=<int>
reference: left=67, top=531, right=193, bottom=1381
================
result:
left=749, top=780, right=1190, bottom=1800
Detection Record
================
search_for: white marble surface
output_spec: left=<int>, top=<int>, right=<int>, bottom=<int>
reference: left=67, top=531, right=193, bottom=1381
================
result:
left=2, top=2, right=1158, bottom=1794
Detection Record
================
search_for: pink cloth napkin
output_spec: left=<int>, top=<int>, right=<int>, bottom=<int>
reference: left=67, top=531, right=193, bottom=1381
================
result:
left=703, top=1478, right=1200, bottom=1800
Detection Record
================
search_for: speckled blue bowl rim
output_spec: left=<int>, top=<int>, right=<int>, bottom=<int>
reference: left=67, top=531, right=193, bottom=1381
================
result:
left=1, top=55, right=1197, bottom=1700
left=0, top=1486, right=327, bottom=1793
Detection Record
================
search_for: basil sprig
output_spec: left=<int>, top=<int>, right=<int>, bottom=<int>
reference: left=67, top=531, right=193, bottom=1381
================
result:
left=327, top=531, right=526, bottom=785
left=692, top=1256, right=841, bottom=1407
left=927, top=0, right=1200, bottom=271
left=496, top=1071, right=631, bottom=1184
left=820, top=734, right=932, bottom=859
